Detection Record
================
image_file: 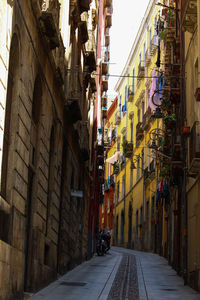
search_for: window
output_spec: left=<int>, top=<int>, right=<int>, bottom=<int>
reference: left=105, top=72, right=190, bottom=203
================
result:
left=137, top=109, right=140, bottom=123
left=141, top=149, right=144, bottom=176
left=122, top=133, right=126, bottom=145
left=130, top=167, right=133, bottom=190
left=117, top=137, right=120, bottom=151
left=154, top=17, right=157, bottom=44
left=122, top=175, right=125, bottom=199
left=132, top=69, right=135, bottom=94
left=195, top=59, right=198, bottom=92
left=142, top=102, right=145, bottom=123
left=146, top=201, right=149, bottom=230
left=136, top=156, right=140, bottom=181
left=116, top=181, right=120, bottom=203
left=151, top=196, right=155, bottom=220
left=147, top=143, right=150, bottom=169
left=108, top=163, right=111, bottom=176
left=149, top=29, right=152, bottom=47
left=140, top=206, right=143, bottom=225
left=139, top=53, right=141, bottom=65
left=119, top=95, right=122, bottom=117
left=125, top=85, right=128, bottom=110
left=136, top=210, right=139, bottom=237
left=130, top=121, right=133, bottom=143
left=143, top=43, right=146, bottom=67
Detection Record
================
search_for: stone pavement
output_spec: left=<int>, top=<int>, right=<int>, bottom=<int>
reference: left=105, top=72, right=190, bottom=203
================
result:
left=30, top=247, right=200, bottom=300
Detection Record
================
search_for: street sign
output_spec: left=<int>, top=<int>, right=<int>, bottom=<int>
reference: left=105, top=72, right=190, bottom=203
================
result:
left=70, top=190, right=83, bottom=198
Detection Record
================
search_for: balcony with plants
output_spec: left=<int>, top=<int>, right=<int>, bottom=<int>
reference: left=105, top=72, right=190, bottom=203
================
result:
left=122, top=140, right=133, bottom=158
left=113, top=161, right=119, bottom=175
left=136, top=122, right=144, bottom=141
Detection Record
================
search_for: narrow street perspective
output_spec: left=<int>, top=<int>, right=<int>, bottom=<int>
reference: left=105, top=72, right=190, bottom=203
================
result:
left=30, top=247, right=200, bottom=300
left=1, top=0, right=200, bottom=299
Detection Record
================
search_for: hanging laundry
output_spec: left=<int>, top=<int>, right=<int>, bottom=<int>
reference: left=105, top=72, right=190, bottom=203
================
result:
left=149, top=69, right=161, bottom=111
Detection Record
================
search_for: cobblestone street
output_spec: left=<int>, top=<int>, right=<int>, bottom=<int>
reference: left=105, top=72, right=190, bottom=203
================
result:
left=30, top=247, right=200, bottom=300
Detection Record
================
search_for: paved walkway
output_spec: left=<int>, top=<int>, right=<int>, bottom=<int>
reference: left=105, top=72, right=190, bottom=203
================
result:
left=30, top=247, right=200, bottom=300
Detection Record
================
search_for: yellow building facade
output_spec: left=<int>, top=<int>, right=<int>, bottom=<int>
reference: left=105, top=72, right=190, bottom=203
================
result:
left=111, top=0, right=164, bottom=251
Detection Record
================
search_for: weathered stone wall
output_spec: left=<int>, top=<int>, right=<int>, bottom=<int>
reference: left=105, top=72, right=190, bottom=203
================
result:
left=0, top=0, right=93, bottom=299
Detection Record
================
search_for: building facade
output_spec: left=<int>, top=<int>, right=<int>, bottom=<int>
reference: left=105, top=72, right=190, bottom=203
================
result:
left=0, top=0, right=101, bottom=298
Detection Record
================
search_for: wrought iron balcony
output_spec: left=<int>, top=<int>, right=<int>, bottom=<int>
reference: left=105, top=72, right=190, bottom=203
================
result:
left=101, top=62, right=109, bottom=76
left=102, top=107, right=108, bottom=119
left=64, top=91, right=82, bottom=124
left=145, top=49, right=151, bottom=66
left=136, top=122, right=144, bottom=140
left=115, top=113, right=121, bottom=125
left=105, top=34, right=110, bottom=47
left=38, top=0, right=60, bottom=49
left=142, top=107, right=152, bottom=131
left=128, top=88, right=134, bottom=103
left=189, top=121, right=200, bottom=174
left=84, top=50, right=96, bottom=73
left=105, top=13, right=112, bottom=28
left=104, top=0, right=112, bottom=8
left=89, top=77, right=97, bottom=93
left=182, top=0, right=197, bottom=33
left=78, top=21, right=89, bottom=44
left=78, top=0, right=91, bottom=13
left=102, top=94, right=107, bottom=107
left=104, top=50, right=110, bottom=62
left=138, top=63, right=145, bottom=77
left=101, top=77, right=108, bottom=92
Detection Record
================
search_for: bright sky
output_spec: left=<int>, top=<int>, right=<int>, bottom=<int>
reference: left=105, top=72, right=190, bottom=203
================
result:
left=108, top=0, right=150, bottom=98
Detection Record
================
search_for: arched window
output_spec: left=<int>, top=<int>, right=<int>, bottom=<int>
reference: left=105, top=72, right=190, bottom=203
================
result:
left=1, top=33, right=20, bottom=199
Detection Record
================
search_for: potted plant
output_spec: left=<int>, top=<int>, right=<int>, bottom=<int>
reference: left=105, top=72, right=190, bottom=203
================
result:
left=113, top=161, right=119, bottom=174
left=122, top=140, right=133, bottom=158
left=163, top=113, right=176, bottom=129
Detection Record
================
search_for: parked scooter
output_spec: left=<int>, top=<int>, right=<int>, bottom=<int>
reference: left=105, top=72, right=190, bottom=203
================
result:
left=96, top=229, right=111, bottom=256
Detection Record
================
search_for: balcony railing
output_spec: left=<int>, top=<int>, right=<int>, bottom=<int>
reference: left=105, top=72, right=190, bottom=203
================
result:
left=78, top=21, right=89, bottom=44
left=136, top=122, right=144, bottom=141
left=38, top=0, right=60, bottom=49
left=128, top=88, right=134, bottom=103
left=84, top=50, right=96, bottom=74
left=142, top=107, right=152, bottom=131
left=101, top=77, right=108, bottom=92
left=115, top=113, right=121, bottom=125
left=102, top=107, right=108, bottom=119
left=78, top=0, right=91, bottom=13
left=138, top=63, right=145, bottom=77
left=101, top=62, right=109, bottom=76
left=102, top=94, right=107, bottom=107
left=145, top=49, right=151, bottom=66
left=189, top=121, right=200, bottom=173
left=182, top=0, right=197, bottom=33
left=105, top=13, right=112, bottom=28
left=104, top=0, right=112, bottom=8
left=105, top=34, right=110, bottom=47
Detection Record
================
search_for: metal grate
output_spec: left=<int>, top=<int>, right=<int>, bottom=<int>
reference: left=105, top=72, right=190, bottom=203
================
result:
left=59, top=282, right=87, bottom=287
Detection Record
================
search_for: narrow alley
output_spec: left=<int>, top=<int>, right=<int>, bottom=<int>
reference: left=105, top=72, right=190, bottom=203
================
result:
left=29, top=247, right=200, bottom=300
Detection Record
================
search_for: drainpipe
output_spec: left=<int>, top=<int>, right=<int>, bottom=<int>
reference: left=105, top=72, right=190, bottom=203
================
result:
left=180, top=0, right=188, bottom=284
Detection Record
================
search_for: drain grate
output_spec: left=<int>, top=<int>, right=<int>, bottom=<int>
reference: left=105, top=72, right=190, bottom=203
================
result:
left=90, top=264, right=107, bottom=267
left=60, top=281, right=87, bottom=287
left=161, top=288, right=177, bottom=291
